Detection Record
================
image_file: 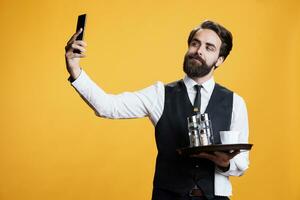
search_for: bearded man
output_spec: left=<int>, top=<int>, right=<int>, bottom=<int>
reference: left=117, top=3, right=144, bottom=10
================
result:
left=65, top=20, right=250, bottom=200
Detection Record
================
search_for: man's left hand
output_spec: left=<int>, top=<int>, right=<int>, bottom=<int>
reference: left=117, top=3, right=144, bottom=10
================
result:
left=190, top=150, right=240, bottom=168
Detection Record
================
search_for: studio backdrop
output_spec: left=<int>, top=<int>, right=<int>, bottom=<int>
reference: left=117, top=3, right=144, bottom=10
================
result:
left=0, top=0, right=299, bottom=199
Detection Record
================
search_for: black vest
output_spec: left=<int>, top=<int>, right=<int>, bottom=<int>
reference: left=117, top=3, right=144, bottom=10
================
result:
left=153, top=80, right=233, bottom=199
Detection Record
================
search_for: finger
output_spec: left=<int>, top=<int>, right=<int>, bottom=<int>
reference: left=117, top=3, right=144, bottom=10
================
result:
left=214, top=150, right=240, bottom=158
left=74, top=40, right=87, bottom=47
left=198, top=152, right=211, bottom=157
left=201, top=152, right=216, bottom=160
left=190, top=152, right=206, bottom=157
left=67, top=28, right=83, bottom=45
left=191, top=152, right=216, bottom=160
left=65, top=43, right=84, bottom=53
left=214, top=151, right=228, bottom=157
left=71, top=53, right=86, bottom=58
left=71, top=43, right=86, bottom=53
left=65, top=51, right=85, bottom=59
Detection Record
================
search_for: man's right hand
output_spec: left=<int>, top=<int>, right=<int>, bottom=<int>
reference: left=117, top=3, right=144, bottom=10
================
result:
left=65, top=28, right=87, bottom=80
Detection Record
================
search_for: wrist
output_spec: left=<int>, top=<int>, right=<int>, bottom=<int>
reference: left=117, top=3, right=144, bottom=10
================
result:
left=68, top=67, right=82, bottom=81
left=217, top=163, right=230, bottom=172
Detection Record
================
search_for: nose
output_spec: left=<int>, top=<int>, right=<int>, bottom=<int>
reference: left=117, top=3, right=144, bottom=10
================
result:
left=196, top=45, right=204, bottom=57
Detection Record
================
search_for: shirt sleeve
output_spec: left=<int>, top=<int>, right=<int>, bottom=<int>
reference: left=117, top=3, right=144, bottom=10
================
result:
left=216, top=93, right=250, bottom=177
left=69, top=69, right=165, bottom=124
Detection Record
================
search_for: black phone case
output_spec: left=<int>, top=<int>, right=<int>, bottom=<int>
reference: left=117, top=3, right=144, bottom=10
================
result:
left=73, top=14, right=86, bottom=54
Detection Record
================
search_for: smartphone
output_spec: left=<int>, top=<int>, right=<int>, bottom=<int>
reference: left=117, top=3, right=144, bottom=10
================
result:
left=73, top=14, right=87, bottom=53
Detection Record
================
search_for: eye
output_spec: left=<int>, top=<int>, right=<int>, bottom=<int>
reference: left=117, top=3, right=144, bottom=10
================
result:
left=190, top=41, right=199, bottom=47
left=206, top=46, right=215, bottom=52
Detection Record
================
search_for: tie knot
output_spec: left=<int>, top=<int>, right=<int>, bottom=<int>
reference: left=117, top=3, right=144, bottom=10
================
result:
left=194, top=85, right=202, bottom=92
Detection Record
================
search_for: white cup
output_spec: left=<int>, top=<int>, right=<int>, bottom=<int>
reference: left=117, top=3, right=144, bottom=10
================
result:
left=219, top=131, right=240, bottom=144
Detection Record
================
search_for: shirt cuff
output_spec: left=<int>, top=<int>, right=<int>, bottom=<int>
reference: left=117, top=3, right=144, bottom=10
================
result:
left=67, top=68, right=90, bottom=90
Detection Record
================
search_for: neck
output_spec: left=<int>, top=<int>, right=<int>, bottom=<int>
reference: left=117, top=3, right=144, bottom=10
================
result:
left=190, top=67, right=214, bottom=85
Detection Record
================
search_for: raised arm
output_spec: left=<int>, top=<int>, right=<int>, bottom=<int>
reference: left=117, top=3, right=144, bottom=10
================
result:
left=64, top=30, right=164, bottom=124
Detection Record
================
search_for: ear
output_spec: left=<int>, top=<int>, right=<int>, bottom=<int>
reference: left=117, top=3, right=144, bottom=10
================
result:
left=215, top=56, right=224, bottom=67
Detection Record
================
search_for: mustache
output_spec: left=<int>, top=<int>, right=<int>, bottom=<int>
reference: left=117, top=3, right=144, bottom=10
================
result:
left=188, top=54, right=205, bottom=63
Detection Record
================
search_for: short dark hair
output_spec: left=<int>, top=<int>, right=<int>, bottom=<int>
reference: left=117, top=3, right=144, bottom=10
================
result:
left=187, top=20, right=233, bottom=61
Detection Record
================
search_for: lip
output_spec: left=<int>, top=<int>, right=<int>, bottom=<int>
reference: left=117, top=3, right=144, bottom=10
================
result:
left=191, top=57, right=203, bottom=63
left=189, top=55, right=202, bottom=61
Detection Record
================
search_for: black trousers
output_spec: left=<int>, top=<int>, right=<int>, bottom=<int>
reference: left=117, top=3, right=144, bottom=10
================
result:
left=152, top=188, right=230, bottom=200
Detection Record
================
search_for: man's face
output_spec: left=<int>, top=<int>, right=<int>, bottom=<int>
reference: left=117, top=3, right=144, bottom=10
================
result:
left=183, top=29, right=223, bottom=78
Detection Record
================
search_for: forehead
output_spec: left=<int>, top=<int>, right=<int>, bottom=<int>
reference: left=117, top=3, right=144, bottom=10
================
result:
left=192, top=29, right=222, bottom=49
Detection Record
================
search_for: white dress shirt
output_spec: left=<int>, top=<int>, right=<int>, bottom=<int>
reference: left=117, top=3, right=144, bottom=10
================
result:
left=70, top=69, right=250, bottom=196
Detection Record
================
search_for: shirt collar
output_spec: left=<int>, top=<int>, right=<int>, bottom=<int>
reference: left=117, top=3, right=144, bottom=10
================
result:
left=183, top=75, right=215, bottom=93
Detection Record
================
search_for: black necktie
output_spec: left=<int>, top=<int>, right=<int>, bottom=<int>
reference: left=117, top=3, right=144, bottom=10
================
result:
left=193, top=85, right=202, bottom=113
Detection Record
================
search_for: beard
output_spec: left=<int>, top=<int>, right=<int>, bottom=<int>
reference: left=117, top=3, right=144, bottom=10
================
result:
left=183, top=53, right=217, bottom=78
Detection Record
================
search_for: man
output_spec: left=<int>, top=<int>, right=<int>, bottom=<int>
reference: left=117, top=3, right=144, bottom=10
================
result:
left=65, top=20, right=249, bottom=200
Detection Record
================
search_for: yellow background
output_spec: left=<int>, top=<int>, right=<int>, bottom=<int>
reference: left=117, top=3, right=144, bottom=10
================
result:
left=1, top=0, right=300, bottom=199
